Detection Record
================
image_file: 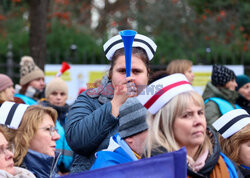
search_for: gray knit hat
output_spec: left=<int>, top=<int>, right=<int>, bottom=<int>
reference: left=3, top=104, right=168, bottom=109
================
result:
left=19, top=56, right=44, bottom=85
left=119, top=98, right=148, bottom=139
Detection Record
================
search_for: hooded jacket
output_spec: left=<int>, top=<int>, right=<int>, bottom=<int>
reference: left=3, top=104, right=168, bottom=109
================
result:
left=65, top=76, right=119, bottom=173
left=202, top=82, right=239, bottom=127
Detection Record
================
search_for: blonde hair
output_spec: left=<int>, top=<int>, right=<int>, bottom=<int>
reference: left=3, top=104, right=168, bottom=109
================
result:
left=145, top=91, right=212, bottom=160
left=166, top=59, right=192, bottom=74
left=8, top=105, right=57, bottom=166
left=219, top=124, right=250, bottom=164
left=0, top=125, right=8, bottom=139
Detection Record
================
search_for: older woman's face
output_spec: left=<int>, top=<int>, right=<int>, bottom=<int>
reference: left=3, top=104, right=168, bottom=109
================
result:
left=29, top=114, right=60, bottom=157
left=0, top=133, right=15, bottom=175
left=173, top=101, right=206, bottom=151
left=239, top=140, right=250, bottom=167
left=238, top=83, right=250, bottom=101
left=111, top=55, right=148, bottom=90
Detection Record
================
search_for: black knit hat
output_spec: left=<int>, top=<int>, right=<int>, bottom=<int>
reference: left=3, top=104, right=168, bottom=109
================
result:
left=211, top=64, right=236, bottom=87
left=118, top=98, right=148, bottom=139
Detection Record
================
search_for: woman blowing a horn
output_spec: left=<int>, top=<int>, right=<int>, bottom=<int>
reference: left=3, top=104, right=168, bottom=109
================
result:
left=65, top=30, right=157, bottom=172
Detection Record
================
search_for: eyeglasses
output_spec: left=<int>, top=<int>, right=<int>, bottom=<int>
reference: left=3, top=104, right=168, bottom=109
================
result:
left=0, top=143, right=14, bottom=156
left=39, top=126, right=58, bottom=137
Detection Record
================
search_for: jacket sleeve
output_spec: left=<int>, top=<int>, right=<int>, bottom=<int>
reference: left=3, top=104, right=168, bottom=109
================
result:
left=204, top=101, right=221, bottom=128
left=65, top=93, right=119, bottom=155
left=90, top=152, right=120, bottom=170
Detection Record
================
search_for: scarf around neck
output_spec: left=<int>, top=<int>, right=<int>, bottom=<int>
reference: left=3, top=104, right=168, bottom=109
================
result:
left=86, top=76, right=114, bottom=104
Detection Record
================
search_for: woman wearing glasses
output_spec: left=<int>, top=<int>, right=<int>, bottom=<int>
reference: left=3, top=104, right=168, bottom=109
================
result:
left=0, top=125, right=35, bottom=177
left=7, top=105, right=60, bottom=178
left=40, top=77, right=73, bottom=175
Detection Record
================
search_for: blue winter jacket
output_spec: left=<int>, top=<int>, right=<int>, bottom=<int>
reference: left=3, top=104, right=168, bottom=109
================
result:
left=56, top=120, right=73, bottom=172
left=65, top=76, right=119, bottom=173
left=21, top=149, right=60, bottom=178
left=14, top=93, right=37, bottom=105
left=91, top=133, right=138, bottom=170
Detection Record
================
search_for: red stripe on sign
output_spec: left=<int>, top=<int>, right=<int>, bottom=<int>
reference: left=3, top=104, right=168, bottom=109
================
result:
left=144, top=81, right=190, bottom=109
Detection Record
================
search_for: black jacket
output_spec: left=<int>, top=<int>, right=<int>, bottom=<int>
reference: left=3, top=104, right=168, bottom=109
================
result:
left=239, top=166, right=250, bottom=178
left=144, top=129, right=243, bottom=178
left=236, top=95, right=250, bottom=114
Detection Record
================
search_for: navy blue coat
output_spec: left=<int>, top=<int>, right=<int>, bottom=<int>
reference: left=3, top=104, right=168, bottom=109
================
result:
left=21, top=149, right=60, bottom=178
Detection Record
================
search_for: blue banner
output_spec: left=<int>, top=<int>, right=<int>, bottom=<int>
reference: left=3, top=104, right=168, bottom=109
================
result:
left=63, top=147, right=187, bottom=178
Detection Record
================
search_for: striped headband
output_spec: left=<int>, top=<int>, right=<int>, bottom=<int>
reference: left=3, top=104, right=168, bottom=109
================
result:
left=0, top=101, right=29, bottom=129
left=212, top=109, right=250, bottom=138
left=103, top=33, right=157, bottom=61
left=137, top=73, right=193, bottom=114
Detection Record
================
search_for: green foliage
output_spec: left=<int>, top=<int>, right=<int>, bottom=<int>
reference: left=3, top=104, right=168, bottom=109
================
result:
left=135, top=0, right=249, bottom=65
left=0, top=0, right=249, bottom=67
left=0, top=6, right=29, bottom=63
left=46, top=20, right=104, bottom=64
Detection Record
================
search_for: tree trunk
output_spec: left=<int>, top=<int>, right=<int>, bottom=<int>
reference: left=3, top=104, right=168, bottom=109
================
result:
left=29, top=0, right=49, bottom=70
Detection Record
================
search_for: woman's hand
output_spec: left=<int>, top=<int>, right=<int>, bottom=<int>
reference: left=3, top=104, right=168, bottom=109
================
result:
left=111, top=77, right=137, bottom=117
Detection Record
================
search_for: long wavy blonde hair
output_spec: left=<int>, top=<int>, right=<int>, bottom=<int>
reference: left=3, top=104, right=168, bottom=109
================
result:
left=145, top=91, right=212, bottom=160
left=219, top=124, right=250, bottom=164
left=0, top=125, right=8, bottom=140
left=8, top=105, right=57, bottom=166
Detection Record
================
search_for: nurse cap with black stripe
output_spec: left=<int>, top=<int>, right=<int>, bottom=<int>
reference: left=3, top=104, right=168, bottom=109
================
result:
left=212, top=109, right=250, bottom=138
left=103, top=33, right=157, bottom=61
left=0, top=101, right=29, bottom=129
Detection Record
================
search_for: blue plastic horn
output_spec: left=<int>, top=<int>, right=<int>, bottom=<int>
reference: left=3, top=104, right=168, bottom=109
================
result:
left=119, top=30, right=137, bottom=77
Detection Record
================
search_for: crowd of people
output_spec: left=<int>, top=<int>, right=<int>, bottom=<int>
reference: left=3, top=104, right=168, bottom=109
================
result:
left=0, top=31, right=249, bottom=178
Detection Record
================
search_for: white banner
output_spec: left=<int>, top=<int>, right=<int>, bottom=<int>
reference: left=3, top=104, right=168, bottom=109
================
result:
left=45, top=64, right=110, bottom=105
left=192, top=65, right=244, bottom=95
left=45, top=64, right=244, bottom=105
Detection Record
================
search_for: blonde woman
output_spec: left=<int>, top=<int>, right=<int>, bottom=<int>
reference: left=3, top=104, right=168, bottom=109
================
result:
left=7, top=105, right=60, bottom=178
left=213, top=109, right=250, bottom=177
left=137, top=74, right=243, bottom=177
left=166, top=59, right=194, bottom=84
